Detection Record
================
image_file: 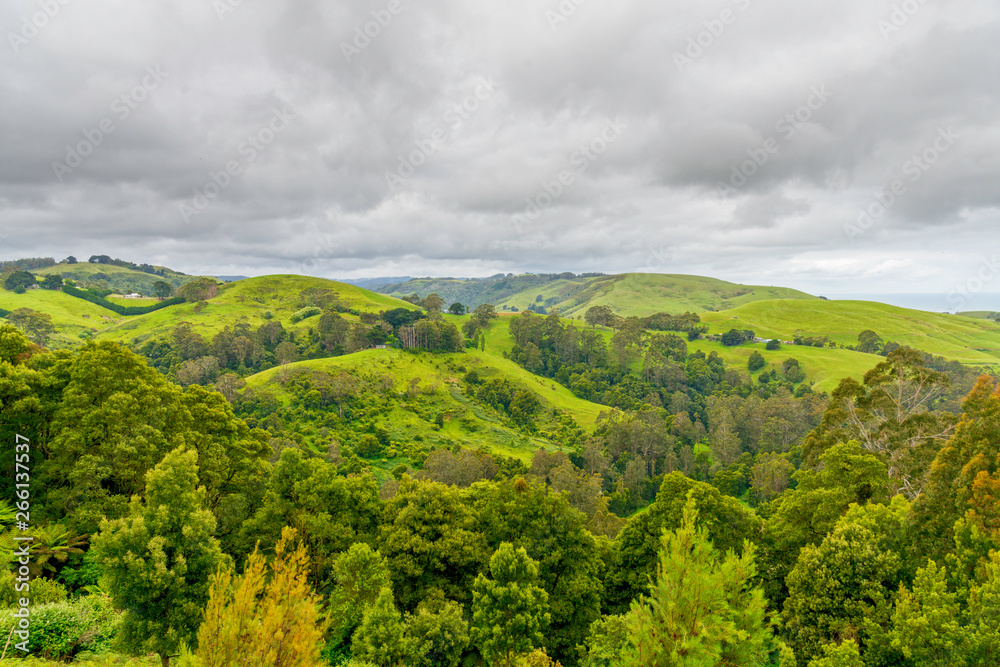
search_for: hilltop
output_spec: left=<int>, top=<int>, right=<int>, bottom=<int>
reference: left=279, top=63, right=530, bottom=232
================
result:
left=380, top=272, right=817, bottom=316
left=34, top=259, right=200, bottom=295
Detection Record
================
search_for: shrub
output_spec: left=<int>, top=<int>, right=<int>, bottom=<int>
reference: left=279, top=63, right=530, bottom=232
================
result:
left=0, top=595, right=121, bottom=660
left=290, top=306, right=322, bottom=323
left=765, top=339, right=781, bottom=351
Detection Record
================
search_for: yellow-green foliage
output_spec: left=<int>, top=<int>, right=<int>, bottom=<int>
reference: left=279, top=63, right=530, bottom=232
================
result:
left=195, top=527, right=326, bottom=667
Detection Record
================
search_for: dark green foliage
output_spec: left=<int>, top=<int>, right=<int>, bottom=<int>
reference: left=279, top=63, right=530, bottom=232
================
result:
left=766, top=338, right=781, bottom=351
left=604, top=472, right=763, bottom=615
left=0, top=595, right=120, bottom=660
left=748, top=350, right=766, bottom=371
left=4, top=270, right=36, bottom=291
left=721, top=329, right=754, bottom=346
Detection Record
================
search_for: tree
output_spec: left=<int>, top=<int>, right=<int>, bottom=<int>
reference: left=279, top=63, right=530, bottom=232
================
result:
left=275, top=340, right=298, bottom=365
left=890, top=560, right=965, bottom=666
left=472, top=303, right=499, bottom=325
left=326, top=543, right=391, bottom=649
left=623, top=495, right=772, bottom=666
left=748, top=351, right=766, bottom=372
left=605, top=473, right=762, bottom=614
left=3, top=270, right=35, bottom=292
left=584, top=305, right=615, bottom=329
left=423, top=293, right=445, bottom=316
left=448, top=302, right=466, bottom=315
left=351, top=587, right=412, bottom=666
left=153, top=281, right=174, bottom=299
left=721, top=329, right=752, bottom=346
left=856, top=330, right=883, bottom=354
left=64, top=256, right=78, bottom=264
left=783, top=499, right=910, bottom=666
left=404, top=590, right=471, bottom=667
left=91, top=447, right=230, bottom=667
left=472, top=542, right=551, bottom=667
left=6, top=308, right=55, bottom=346
left=41, top=274, right=63, bottom=290
left=766, top=339, right=781, bottom=351
left=194, top=527, right=325, bottom=667
left=178, top=278, right=220, bottom=302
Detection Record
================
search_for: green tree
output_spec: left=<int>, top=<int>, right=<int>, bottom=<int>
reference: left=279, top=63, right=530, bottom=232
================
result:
left=806, top=641, right=863, bottom=667
left=783, top=498, right=910, bottom=666
left=856, top=330, right=883, bottom=354
left=7, top=308, right=55, bottom=346
left=605, top=473, right=762, bottom=614
left=448, top=302, right=466, bottom=315
left=379, top=479, right=489, bottom=609
left=623, top=494, right=772, bottom=667
left=423, top=293, right=445, bottom=316
left=472, top=542, right=551, bottom=667
left=41, top=274, right=63, bottom=290
left=890, top=560, right=964, bottom=666
left=326, top=543, right=391, bottom=649
left=153, top=281, right=174, bottom=299
left=405, top=589, right=471, bottom=667
left=765, top=339, right=781, bottom=351
left=3, top=270, right=35, bottom=292
left=92, top=447, right=230, bottom=667
left=351, top=587, right=412, bottom=667
left=747, top=351, right=766, bottom=372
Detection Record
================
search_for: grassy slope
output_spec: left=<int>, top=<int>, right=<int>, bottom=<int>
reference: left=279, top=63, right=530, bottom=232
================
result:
left=244, top=346, right=607, bottom=462
left=497, top=273, right=817, bottom=317
left=701, top=299, right=1000, bottom=368
left=33, top=262, right=198, bottom=293
left=0, top=288, right=125, bottom=346
left=95, top=275, right=419, bottom=345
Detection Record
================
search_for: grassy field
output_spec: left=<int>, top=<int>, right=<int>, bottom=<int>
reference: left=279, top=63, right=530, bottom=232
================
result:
left=33, top=261, right=198, bottom=294
left=0, top=288, right=124, bottom=346
left=701, top=299, right=1000, bottom=369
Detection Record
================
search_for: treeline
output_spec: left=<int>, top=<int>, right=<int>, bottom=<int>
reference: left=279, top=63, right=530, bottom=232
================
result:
left=84, top=255, right=177, bottom=275
left=0, top=256, right=56, bottom=271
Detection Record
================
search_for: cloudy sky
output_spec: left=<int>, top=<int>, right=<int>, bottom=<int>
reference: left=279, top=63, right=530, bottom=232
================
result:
left=2, top=0, right=999, bottom=302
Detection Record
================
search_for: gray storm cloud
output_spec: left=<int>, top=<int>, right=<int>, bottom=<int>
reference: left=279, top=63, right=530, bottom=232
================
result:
left=1, top=0, right=998, bottom=294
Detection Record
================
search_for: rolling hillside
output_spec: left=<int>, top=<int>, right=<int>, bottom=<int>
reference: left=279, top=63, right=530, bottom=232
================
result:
left=243, top=346, right=606, bottom=467
left=701, top=299, right=1000, bottom=368
left=96, top=275, right=420, bottom=345
left=382, top=272, right=817, bottom=316
left=34, top=261, right=199, bottom=295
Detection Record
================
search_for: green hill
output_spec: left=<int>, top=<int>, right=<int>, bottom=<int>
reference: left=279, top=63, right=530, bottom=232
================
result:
left=95, top=275, right=420, bottom=346
left=382, top=272, right=817, bottom=317
left=0, top=288, right=128, bottom=346
left=701, top=299, right=1000, bottom=369
left=243, top=346, right=606, bottom=467
left=34, top=261, right=199, bottom=295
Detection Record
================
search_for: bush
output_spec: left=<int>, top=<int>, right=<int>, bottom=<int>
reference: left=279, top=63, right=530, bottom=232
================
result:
left=765, top=339, right=781, bottom=351
left=0, top=595, right=121, bottom=660
left=747, top=351, right=766, bottom=372
left=290, top=306, right=322, bottom=323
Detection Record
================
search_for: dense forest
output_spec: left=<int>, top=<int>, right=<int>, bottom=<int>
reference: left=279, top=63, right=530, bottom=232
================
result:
left=3, top=287, right=1000, bottom=667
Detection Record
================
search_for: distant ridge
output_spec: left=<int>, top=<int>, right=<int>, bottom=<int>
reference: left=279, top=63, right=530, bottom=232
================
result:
left=338, top=276, right=413, bottom=290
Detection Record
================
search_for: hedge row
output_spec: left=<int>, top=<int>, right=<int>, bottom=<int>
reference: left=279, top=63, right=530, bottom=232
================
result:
left=62, top=285, right=184, bottom=316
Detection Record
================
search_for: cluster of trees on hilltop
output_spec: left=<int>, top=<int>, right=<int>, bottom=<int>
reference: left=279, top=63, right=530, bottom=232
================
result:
left=83, top=255, right=177, bottom=275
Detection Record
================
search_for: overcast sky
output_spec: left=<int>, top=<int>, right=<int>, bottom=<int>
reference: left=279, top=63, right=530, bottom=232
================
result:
left=1, top=0, right=999, bottom=303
